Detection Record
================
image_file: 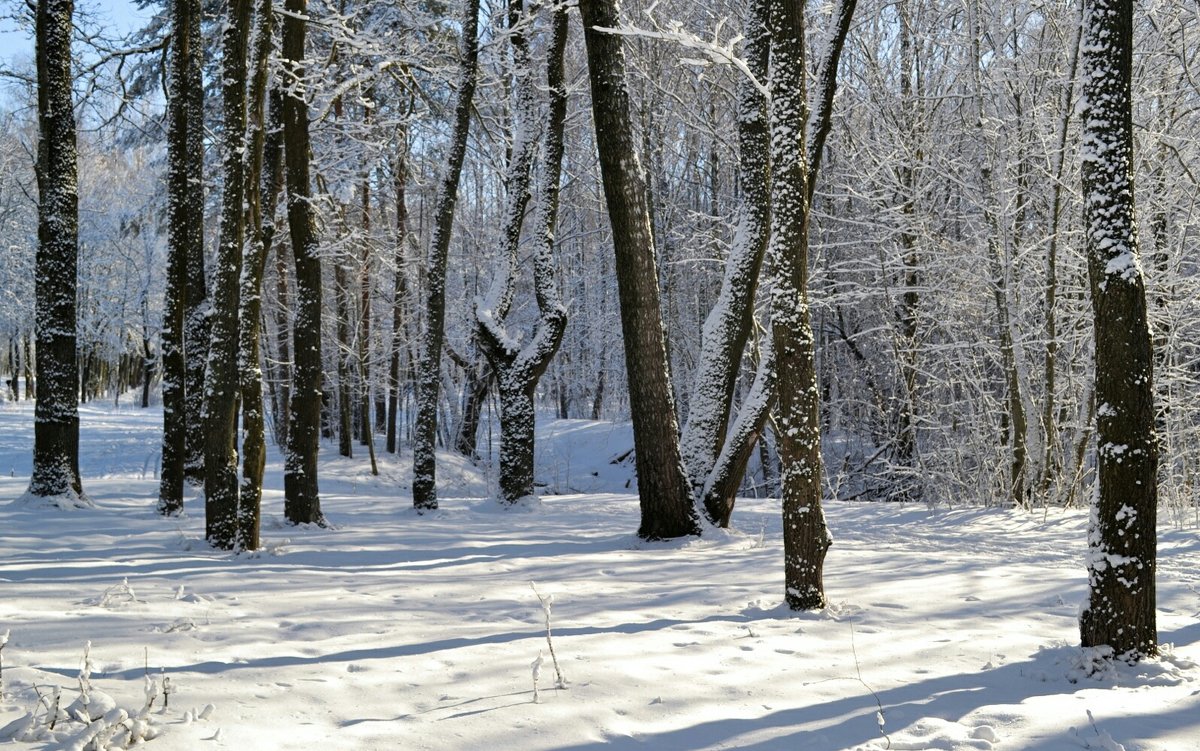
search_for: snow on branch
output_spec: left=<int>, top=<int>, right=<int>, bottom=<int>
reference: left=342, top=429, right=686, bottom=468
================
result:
left=591, top=16, right=769, bottom=102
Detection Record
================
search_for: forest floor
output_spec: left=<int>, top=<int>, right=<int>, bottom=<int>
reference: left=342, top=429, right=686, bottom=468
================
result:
left=0, top=397, right=1198, bottom=750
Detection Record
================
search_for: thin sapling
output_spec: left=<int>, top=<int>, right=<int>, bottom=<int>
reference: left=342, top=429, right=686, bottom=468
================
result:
left=530, top=582, right=567, bottom=689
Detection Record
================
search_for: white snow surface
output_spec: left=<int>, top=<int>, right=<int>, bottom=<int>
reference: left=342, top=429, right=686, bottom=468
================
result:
left=0, top=398, right=1198, bottom=750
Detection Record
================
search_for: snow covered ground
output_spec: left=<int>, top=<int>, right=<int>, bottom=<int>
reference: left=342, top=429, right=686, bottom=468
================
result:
left=0, top=398, right=1198, bottom=750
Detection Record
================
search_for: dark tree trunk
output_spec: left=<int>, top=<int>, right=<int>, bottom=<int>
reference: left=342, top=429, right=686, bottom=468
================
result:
left=203, top=0, right=252, bottom=550
left=29, top=0, right=85, bottom=504
left=236, top=0, right=282, bottom=552
left=386, top=124, right=410, bottom=456
left=282, top=0, right=325, bottom=526
left=771, top=0, right=831, bottom=610
left=1078, top=0, right=1157, bottom=661
left=181, top=0, right=208, bottom=487
left=157, top=0, right=197, bottom=516
left=579, top=0, right=698, bottom=539
left=272, top=229, right=292, bottom=448
left=411, top=0, right=480, bottom=510
left=334, top=261, right=354, bottom=458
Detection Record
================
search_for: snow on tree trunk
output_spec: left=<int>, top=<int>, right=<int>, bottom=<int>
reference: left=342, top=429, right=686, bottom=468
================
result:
left=181, top=0, right=208, bottom=489
left=386, top=124, right=410, bottom=456
left=281, top=0, right=325, bottom=526
left=157, top=0, right=198, bottom=517
left=29, top=0, right=86, bottom=506
left=475, top=0, right=568, bottom=505
left=411, top=0, right=480, bottom=510
left=1078, top=0, right=1157, bottom=661
left=770, top=0, right=831, bottom=610
left=680, top=0, right=770, bottom=509
left=235, top=0, right=281, bottom=552
left=203, top=0, right=252, bottom=550
left=579, top=0, right=699, bottom=540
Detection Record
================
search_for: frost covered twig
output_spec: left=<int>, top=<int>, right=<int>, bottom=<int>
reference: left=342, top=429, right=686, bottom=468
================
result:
left=530, top=582, right=567, bottom=689
left=591, top=17, right=769, bottom=101
left=849, top=619, right=890, bottom=750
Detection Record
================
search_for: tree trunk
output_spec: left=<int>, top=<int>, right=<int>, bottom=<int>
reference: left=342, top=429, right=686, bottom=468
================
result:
left=477, top=0, right=569, bottom=504
left=29, top=0, right=85, bottom=505
left=334, top=261, right=354, bottom=458
left=579, top=0, right=698, bottom=539
left=181, top=0, right=208, bottom=487
left=157, top=0, right=198, bottom=516
left=236, top=0, right=281, bottom=551
left=1078, top=0, right=1157, bottom=662
left=679, top=0, right=771, bottom=500
left=282, top=0, right=325, bottom=526
left=771, top=0, right=831, bottom=610
left=411, top=0, right=480, bottom=510
left=386, top=123, right=410, bottom=456
left=203, top=0, right=252, bottom=549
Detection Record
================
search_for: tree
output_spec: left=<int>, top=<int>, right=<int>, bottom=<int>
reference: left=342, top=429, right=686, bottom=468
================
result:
left=579, top=0, right=699, bottom=539
left=1078, top=0, right=1157, bottom=661
left=770, top=0, right=831, bottom=610
left=281, top=0, right=326, bottom=526
left=28, top=0, right=86, bottom=505
left=157, top=0, right=202, bottom=516
left=236, top=0, right=283, bottom=551
left=475, top=0, right=569, bottom=504
left=410, top=0, right=480, bottom=510
left=203, top=0, right=252, bottom=549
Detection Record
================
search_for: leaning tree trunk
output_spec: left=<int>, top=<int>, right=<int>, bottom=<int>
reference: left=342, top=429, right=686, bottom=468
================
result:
left=29, top=0, right=86, bottom=505
left=476, top=0, right=569, bottom=504
left=203, top=0, right=252, bottom=549
left=579, top=0, right=698, bottom=539
left=235, top=0, right=281, bottom=551
left=679, top=0, right=771, bottom=504
left=698, top=0, right=856, bottom=526
left=158, top=0, right=201, bottom=516
left=411, top=0, right=480, bottom=510
left=1078, top=0, right=1157, bottom=662
left=771, top=0, right=831, bottom=610
left=281, top=0, right=325, bottom=526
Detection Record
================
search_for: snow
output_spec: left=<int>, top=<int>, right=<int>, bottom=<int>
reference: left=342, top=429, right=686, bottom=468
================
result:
left=0, top=398, right=1198, bottom=750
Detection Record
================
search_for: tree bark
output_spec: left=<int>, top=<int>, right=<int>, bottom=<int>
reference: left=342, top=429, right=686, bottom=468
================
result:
left=29, top=0, right=86, bottom=504
left=1078, top=0, right=1157, bottom=661
left=236, top=0, right=282, bottom=551
left=579, top=0, right=698, bottom=539
left=282, top=0, right=325, bottom=526
left=771, top=0, right=831, bottom=610
left=680, top=0, right=771, bottom=503
left=477, top=0, right=569, bottom=504
left=203, top=0, right=252, bottom=549
left=158, top=0, right=200, bottom=516
left=411, top=0, right=480, bottom=510
left=181, top=0, right=208, bottom=487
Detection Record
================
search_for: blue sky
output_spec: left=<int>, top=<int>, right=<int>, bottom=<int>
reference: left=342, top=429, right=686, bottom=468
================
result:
left=1, top=0, right=152, bottom=68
